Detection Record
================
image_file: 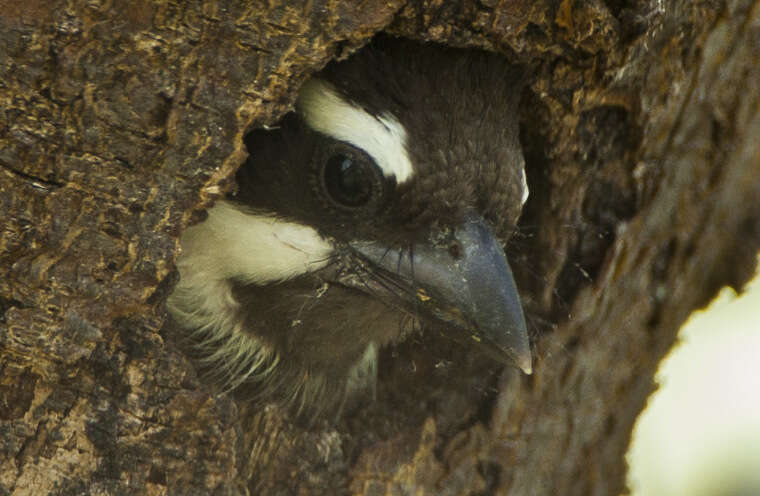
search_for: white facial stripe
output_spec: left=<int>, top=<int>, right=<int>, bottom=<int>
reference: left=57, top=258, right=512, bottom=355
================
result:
left=167, top=200, right=332, bottom=393
left=520, top=167, right=529, bottom=205
left=175, top=200, right=333, bottom=286
left=297, top=79, right=414, bottom=183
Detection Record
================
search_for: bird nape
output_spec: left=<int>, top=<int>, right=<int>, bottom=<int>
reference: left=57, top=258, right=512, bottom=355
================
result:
left=167, top=36, right=531, bottom=418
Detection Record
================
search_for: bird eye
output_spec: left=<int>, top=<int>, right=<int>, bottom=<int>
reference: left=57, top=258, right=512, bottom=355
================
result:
left=322, top=152, right=379, bottom=208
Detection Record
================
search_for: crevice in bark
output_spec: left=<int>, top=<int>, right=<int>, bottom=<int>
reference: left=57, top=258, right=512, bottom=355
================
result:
left=0, top=161, right=64, bottom=189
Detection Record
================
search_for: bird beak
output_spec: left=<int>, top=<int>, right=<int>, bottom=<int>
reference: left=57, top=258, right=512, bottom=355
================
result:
left=349, top=214, right=532, bottom=374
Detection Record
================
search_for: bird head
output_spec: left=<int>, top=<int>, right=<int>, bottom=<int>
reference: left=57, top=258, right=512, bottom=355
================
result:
left=168, top=37, right=531, bottom=414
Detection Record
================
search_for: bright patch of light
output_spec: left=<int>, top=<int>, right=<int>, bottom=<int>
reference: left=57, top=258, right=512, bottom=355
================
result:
left=627, top=257, right=760, bottom=496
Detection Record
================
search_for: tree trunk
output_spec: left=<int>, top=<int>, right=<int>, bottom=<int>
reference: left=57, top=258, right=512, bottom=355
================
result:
left=1, top=0, right=758, bottom=494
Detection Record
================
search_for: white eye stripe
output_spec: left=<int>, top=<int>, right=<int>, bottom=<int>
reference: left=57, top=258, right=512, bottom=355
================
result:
left=297, top=79, right=415, bottom=184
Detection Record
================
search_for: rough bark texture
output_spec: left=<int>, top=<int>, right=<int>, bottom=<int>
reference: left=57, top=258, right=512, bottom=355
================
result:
left=1, top=0, right=758, bottom=495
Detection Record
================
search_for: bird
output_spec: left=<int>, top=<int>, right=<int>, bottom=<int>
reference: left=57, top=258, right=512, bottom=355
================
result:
left=167, top=37, right=532, bottom=417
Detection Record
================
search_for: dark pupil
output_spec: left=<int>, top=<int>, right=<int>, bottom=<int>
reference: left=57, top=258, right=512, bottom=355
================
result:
left=324, top=154, right=372, bottom=207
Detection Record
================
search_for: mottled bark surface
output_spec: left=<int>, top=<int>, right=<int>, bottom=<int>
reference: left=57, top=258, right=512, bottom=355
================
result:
left=1, top=0, right=758, bottom=495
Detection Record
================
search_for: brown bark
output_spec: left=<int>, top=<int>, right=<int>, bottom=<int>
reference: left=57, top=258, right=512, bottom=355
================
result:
left=1, top=0, right=758, bottom=494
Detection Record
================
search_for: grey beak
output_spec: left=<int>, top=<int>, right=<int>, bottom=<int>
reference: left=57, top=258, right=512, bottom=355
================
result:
left=350, top=215, right=532, bottom=374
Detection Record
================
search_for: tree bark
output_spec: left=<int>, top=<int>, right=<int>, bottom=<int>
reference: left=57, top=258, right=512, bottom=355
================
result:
left=1, top=0, right=758, bottom=494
